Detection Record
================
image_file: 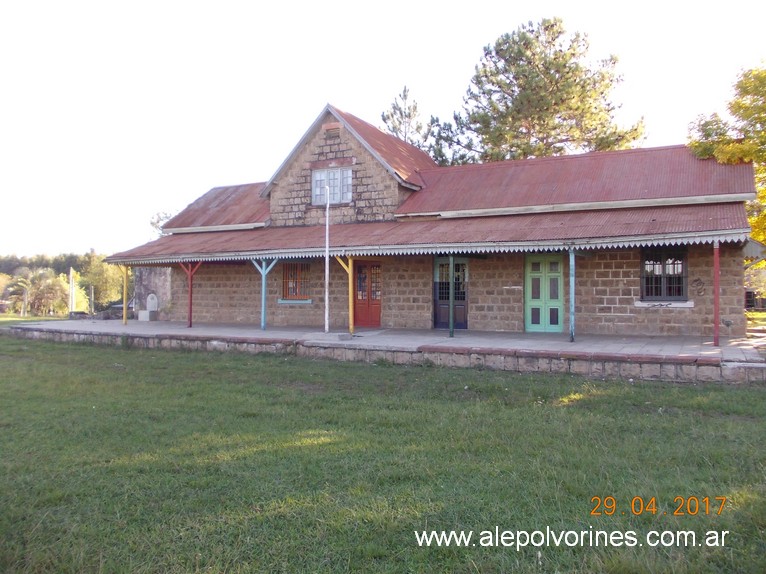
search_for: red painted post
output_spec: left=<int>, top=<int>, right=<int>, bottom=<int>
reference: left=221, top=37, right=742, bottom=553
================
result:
left=179, top=262, right=202, bottom=328
left=713, top=242, right=720, bottom=347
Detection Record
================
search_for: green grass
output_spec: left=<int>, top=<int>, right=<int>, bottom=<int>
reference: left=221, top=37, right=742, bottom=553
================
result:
left=746, top=310, right=766, bottom=329
left=1, top=334, right=764, bottom=573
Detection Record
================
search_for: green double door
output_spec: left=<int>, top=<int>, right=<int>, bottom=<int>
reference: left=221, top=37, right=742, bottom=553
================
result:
left=525, top=255, right=564, bottom=333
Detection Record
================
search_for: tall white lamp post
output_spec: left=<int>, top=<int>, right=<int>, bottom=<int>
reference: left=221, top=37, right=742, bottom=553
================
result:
left=324, top=185, right=330, bottom=333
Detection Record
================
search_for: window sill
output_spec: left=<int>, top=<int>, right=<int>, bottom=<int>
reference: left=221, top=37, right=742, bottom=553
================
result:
left=308, top=202, right=352, bottom=209
left=278, top=298, right=313, bottom=305
left=634, top=300, right=694, bottom=308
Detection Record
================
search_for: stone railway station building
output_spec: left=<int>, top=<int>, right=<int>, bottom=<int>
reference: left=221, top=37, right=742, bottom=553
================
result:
left=107, top=105, right=757, bottom=345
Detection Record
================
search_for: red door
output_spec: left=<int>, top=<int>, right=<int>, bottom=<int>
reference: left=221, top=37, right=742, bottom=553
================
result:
left=354, top=262, right=381, bottom=327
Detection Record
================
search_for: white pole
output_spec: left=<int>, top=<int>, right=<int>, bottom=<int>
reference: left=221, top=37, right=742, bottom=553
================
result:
left=69, top=267, right=75, bottom=314
left=324, top=185, right=330, bottom=333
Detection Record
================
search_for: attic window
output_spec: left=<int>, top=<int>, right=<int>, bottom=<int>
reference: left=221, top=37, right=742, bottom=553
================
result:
left=312, top=168, right=352, bottom=205
left=323, top=122, right=341, bottom=139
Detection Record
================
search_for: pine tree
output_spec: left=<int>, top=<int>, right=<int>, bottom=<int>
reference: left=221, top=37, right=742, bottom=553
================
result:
left=380, top=86, right=431, bottom=150
left=430, top=18, right=644, bottom=164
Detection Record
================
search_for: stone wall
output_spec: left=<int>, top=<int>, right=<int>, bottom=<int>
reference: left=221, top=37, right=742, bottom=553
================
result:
left=165, top=260, right=362, bottom=328
left=133, top=266, right=172, bottom=318
left=573, top=244, right=746, bottom=337
left=267, top=259, right=349, bottom=328
left=466, top=254, right=525, bottom=331
left=12, top=325, right=763, bottom=384
left=168, top=263, right=261, bottom=324
left=268, top=113, right=410, bottom=227
left=167, top=257, right=434, bottom=329
left=380, top=256, right=433, bottom=329
left=165, top=246, right=747, bottom=338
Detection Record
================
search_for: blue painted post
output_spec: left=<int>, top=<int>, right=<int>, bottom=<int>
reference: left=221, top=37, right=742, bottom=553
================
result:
left=251, top=259, right=278, bottom=330
left=569, top=249, right=575, bottom=342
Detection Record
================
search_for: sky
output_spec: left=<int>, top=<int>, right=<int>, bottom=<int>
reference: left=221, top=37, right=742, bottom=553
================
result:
left=1, top=0, right=765, bottom=257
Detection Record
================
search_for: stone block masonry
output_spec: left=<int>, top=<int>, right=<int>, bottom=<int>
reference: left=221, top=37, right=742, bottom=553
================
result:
left=573, top=245, right=746, bottom=338
left=163, top=244, right=748, bottom=339
left=11, top=325, right=763, bottom=384
left=268, top=111, right=410, bottom=228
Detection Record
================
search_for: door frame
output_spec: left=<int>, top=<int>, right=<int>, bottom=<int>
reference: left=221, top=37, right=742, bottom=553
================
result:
left=524, top=254, right=564, bottom=333
left=354, top=260, right=382, bottom=328
left=433, top=257, right=468, bottom=329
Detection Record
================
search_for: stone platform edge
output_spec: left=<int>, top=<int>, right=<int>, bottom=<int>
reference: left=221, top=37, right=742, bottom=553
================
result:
left=9, top=326, right=766, bottom=384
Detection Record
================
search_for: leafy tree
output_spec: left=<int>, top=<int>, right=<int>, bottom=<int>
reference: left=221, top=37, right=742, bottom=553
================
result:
left=429, top=18, right=644, bottom=164
left=745, top=265, right=766, bottom=297
left=6, top=267, right=89, bottom=316
left=689, top=67, right=766, bottom=242
left=7, top=275, right=31, bottom=316
left=0, top=273, right=11, bottom=298
left=81, top=250, right=124, bottom=311
left=8, top=269, right=61, bottom=316
left=0, top=257, right=22, bottom=276
left=0, top=252, right=125, bottom=313
left=0, top=254, right=87, bottom=276
left=30, top=269, right=68, bottom=315
left=381, top=86, right=432, bottom=150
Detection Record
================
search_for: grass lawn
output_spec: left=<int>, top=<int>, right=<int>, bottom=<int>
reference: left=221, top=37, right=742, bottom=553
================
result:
left=1, top=334, right=764, bottom=573
left=746, top=311, right=766, bottom=329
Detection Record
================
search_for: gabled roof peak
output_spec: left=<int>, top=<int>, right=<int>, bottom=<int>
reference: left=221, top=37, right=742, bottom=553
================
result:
left=261, top=103, right=436, bottom=197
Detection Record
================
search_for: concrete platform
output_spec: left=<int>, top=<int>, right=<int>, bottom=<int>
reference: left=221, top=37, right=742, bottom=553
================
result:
left=8, top=320, right=766, bottom=384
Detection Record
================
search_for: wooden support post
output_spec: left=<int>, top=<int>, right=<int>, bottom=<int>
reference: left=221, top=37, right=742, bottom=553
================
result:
left=179, top=262, right=202, bottom=328
left=713, top=241, right=720, bottom=347
left=347, top=257, right=353, bottom=335
left=251, top=259, right=278, bottom=330
left=335, top=255, right=354, bottom=335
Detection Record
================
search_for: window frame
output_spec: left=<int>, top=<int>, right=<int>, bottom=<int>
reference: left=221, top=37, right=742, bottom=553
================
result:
left=312, top=168, right=352, bottom=205
left=281, top=262, right=311, bottom=301
left=640, top=248, right=688, bottom=301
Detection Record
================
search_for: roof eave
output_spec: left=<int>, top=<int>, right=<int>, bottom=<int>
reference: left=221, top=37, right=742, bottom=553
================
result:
left=105, top=228, right=751, bottom=266
left=164, top=222, right=267, bottom=234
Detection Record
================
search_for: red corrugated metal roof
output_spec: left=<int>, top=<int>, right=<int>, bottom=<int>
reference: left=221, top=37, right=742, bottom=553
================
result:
left=111, top=107, right=755, bottom=265
left=164, top=183, right=269, bottom=230
left=397, top=146, right=756, bottom=215
left=107, top=203, right=750, bottom=264
left=331, top=106, right=437, bottom=187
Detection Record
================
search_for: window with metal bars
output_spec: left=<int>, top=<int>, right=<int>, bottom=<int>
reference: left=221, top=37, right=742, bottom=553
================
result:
left=370, top=265, right=381, bottom=301
left=282, top=262, right=311, bottom=300
left=437, top=263, right=467, bottom=301
left=640, top=249, right=687, bottom=301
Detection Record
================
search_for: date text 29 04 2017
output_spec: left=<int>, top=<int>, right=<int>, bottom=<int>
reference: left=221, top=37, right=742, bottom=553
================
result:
left=590, top=495, right=727, bottom=517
